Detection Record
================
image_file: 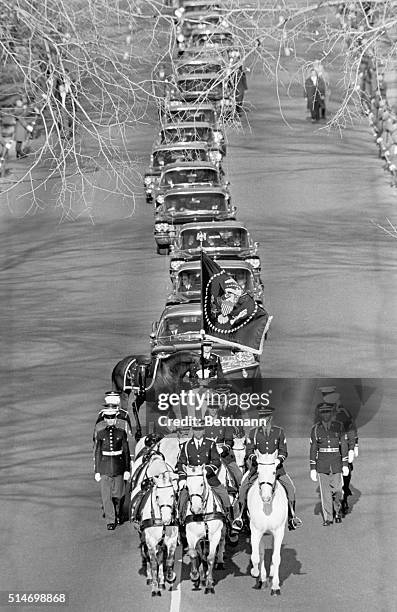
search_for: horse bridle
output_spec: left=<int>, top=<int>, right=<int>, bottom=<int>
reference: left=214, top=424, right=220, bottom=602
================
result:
left=154, top=482, right=176, bottom=514
left=185, top=473, right=208, bottom=508
left=257, top=461, right=277, bottom=499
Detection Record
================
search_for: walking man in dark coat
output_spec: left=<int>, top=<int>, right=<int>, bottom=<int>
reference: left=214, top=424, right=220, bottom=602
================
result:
left=304, top=69, right=326, bottom=122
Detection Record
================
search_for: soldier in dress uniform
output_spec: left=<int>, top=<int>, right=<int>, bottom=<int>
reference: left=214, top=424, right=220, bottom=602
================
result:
left=310, top=403, right=349, bottom=525
left=176, top=420, right=233, bottom=525
left=196, top=340, right=225, bottom=382
left=319, top=387, right=359, bottom=514
left=232, top=406, right=302, bottom=531
left=94, top=405, right=131, bottom=530
left=93, top=391, right=136, bottom=459
left=204, top=397, right=243, bottom=490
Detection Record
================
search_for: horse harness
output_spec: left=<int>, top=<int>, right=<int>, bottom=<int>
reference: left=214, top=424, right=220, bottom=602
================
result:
left=140, top=481, right=178, bottom=532
left=257, top=460, right=278, bottom=502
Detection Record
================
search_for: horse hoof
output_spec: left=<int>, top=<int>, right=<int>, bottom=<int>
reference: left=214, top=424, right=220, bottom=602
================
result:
left=146, top=579, right=151, bottom=585
left=157, top=590, right=162, bottom=597
left=271, top=589, right=281, bottom=596
left=210, top=587, right=215, bottom=594
left=254, top=580, right=262, bottom=590
left=162, top=584, right=166, bottom=590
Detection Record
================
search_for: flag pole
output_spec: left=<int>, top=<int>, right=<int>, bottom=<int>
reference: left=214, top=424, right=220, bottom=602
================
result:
left=200, top=244, right=206, bottom=381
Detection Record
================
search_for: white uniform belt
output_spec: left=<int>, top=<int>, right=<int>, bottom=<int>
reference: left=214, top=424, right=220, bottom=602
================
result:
left=319, top=448, right=339, bottom=453
left=102, top=450, right=122, bottom=456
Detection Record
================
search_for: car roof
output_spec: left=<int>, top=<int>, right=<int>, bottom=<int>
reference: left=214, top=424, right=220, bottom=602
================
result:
left=163, top=185, right=227, bottom=196
left=177, top=260, right=253, bottom=272
left=176, top=72, right=222, bottom=80
left=159, top=303, right=202, bottom=318
left=160, top=161, right=219, bottom=172
left=152, top=141, right=209, bottom=152
left=168, top=102, right=216, bottom=111
left=161, top=121, right=212, bottom=129
left=178, top=221, right=248, bottom=231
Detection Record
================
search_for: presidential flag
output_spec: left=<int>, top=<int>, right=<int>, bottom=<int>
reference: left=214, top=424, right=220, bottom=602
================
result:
left=201, top=251, right=273, bottom=354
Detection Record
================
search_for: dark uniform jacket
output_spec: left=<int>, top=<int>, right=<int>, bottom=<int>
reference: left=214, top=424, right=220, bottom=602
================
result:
left=246, top=425, right=288, bottom=476
left=334, top=410, right=358, bottom=450
left=310, top=420, right=348, bottom=474
left=176, top=437, right=221, bottom=486
left=196, top=354, right=225, bottom=381
left=94, top=426, right=130, bottom=476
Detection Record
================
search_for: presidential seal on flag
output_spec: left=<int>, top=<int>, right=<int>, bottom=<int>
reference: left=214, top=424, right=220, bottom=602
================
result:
left=201, top=251, right=273, bottom=354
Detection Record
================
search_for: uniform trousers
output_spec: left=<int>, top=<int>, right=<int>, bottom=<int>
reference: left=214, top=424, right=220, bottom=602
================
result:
left=318, top=472, right=343, bottom=521
left=100, top=475, right=125, bottom=523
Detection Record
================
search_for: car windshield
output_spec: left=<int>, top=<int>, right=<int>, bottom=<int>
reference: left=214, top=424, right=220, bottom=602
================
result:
left=192, top=33, right=234, bottom=46
left=153, top=148, right=208, bottom=167
left=161, top=168, right=218, bottom=187
left=169, top=108, right=217, bottom=124
left=180, top=227, right=248, bottom=250
left=176, top=271, right=201, bottom=293
left=177, top=78, right=222, bottom=95
left=177, top=63, right=223, bottom=75
left=157, top=314, right=202, bottom=340
left=176, top=268, right=253, bottom=293
left=160, top=126, right=212, bottom=143
left=164, top=192, right=226, bottom=212
left=184, top=3, right=221, bottom=13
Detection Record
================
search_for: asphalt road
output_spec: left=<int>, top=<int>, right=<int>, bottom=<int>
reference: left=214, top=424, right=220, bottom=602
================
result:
left=1, top=10, right=397, bottom=612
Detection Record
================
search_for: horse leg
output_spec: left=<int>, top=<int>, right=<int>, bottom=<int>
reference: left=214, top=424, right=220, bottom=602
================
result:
left=157, top=544, right=165, bottom=591
left=165, top=537, right=177, bottom=585
left=270, top=527, right=283, bottom=596
left=259, top=533, right=268, bottom=587
left=216, top=525, right=226, bottom=569
left=250, top=526, right=262, bottom=582
left=205, top=528, right=221, bottom=594
left=147, top=546, right=161, bottom=597
left=189, top=550, right=200, bottom=588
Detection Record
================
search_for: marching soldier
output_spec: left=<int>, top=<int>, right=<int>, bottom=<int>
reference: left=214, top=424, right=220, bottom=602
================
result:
left=176, top=421, right=233, bottom=526
left=320, top=387, right=359, bottom=514
left=310, top=403, right=349, bottom=525
left=232, top=406, right=302, bottom=532
left=94, top=405, right=131, bottom=530
left=93, top=391, right=136, bottom=458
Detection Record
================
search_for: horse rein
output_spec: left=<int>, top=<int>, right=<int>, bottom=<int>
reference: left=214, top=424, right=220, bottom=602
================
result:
left=154, top=482, right=176, bottom=513
left=257, top=461, right=277, bottom=499
left=185, top=473, right=209, bottom=508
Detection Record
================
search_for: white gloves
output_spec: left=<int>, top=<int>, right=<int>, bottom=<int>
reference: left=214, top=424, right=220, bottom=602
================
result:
left=123, top=471, right=131, bottom=481
left=26, top=125, right=33, bottom=133
left=178, top=479, right=186, bottom=491
left=342, top=466, right=350, bottom=477
left=354, top=444, right=359, bottom=458
left=310, top=469, right=317, bottom=482
left=94, top=473, right=101, bottom=482
left=348, top=450, right=355, bottom=464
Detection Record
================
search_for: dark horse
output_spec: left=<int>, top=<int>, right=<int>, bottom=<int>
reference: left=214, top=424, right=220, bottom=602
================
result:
left=111, top=351, right=202, bottom=439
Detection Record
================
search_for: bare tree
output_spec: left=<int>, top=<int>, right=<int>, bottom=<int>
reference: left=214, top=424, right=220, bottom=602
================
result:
left=0, top=0, right=396, bottom=213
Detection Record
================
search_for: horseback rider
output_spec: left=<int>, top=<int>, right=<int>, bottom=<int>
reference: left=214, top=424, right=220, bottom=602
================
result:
left=176, top=421, right=233, bottom=527
left=232, top=405, right=303, bottom=532
left=130, top=433, right=165, bottom=524
left=204, top=396, right=242, bottom=491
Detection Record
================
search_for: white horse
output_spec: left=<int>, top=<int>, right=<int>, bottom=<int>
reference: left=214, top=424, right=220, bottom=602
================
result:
left=183, top=464, right=226, bottom=594
left=247, top=450, right=288, bottom=596
left=140, top=471, right=179, bottom=596
left=133, top=431, right=190, bottom=472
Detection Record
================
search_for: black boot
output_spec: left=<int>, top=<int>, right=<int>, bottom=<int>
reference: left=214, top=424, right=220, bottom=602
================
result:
left=288, top=501, right=303, bottom=531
